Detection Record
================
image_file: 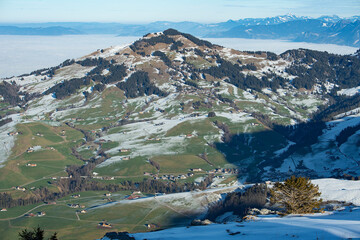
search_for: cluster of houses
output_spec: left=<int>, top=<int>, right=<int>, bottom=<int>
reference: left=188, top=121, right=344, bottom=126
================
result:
left=144, top=172, right=194, bottom=181
left=7, top=131, right=20, bottom=136
left=207, top=168, right=241, bottom=175
left=144, top=168, right=242, bottom=183
left=25, top=212, right=46, bottom=217
left=68, top=203, right=85, bottom=209
left=147, top=137, right=161, bottom=141
left=190, top=168, right=203, bottom=172
left=71, top=118, right=85, bottom=121
left=88, top=172, right=116, bottom=180
left=102, top=176, right=115, bottom=180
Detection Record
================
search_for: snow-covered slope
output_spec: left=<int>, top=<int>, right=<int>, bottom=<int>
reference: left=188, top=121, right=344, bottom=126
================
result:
left=130, top=209, right=360, bottom=240
left=98, top=178, right=360, bottom=240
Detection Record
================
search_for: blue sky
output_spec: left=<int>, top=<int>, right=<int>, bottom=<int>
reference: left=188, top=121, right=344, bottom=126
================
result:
left=0, top=0, right=359, bottom=23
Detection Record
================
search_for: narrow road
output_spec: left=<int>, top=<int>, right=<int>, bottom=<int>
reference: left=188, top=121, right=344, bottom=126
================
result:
left=75, top=212, right=80, bottom=221
left=0, top=203, right=46, bottom=221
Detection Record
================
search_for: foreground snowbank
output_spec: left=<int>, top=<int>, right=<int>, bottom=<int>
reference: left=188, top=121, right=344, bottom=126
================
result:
left=132, top=208, right=360, bottom=240
left=99, top=178, right=360, bottom=240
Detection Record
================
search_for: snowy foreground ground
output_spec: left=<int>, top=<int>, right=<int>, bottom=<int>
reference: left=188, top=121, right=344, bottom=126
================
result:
left=132, top=208, right=360, bottom=239
left=100, top=178, right=360, bottom=240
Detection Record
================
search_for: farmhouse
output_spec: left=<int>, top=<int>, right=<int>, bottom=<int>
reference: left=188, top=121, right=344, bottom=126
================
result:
left=26, top=163, right=37, bottom=167
left=98, top=222, right=112, bottom=228
left=26, top=147, right=34, bottom=153
left=69, top=204, right=80, bottom=208
left=190, top=168, right=202, bottom=172
left=7, top=132, right=19, bottom=136
left=37, top=212, right=46, bottom=217
left=119, top=149, right=131, bottom=153
left=15, top=186, right=26, bottom=191
left=145, top=223, right=159, bottom=230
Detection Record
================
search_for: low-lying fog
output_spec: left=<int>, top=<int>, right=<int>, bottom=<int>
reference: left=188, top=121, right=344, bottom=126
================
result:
left=0, top=35, right=357, bottom=78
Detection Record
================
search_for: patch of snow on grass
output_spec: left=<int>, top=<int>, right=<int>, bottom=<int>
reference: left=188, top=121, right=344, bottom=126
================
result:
left=0, top=113, right=22, bottom=166
left=97, top=156, right=125, bottom=167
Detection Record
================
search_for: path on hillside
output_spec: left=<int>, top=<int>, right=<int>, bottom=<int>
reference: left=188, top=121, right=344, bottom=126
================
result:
left=0, top=203, right=46, bottom=221
left=19, top=170, right=65, bottom=187
left=154, top=196, right=192, bottom=218
left=337, top=146, right=360, bottom=166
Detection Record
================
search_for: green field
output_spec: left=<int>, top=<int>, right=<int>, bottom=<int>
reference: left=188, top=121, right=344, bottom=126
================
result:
left=0, top=122, right=84, bottom=189
left=0, top=189, right=196, bottom=240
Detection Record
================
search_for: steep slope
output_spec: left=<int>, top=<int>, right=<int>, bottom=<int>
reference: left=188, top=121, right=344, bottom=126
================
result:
left=0, top=29, right=360, bottom=187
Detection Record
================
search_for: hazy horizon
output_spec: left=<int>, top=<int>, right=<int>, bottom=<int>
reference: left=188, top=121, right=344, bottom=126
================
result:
left=0, top=13, right=359, bottom=25
left=1, top=0, right=359, bottom=23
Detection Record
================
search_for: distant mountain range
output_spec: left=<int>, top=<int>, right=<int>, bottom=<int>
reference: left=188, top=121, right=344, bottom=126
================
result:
left=1, top=14, right=360, bottom=47
left=0, top=26, right=83, bottom=35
